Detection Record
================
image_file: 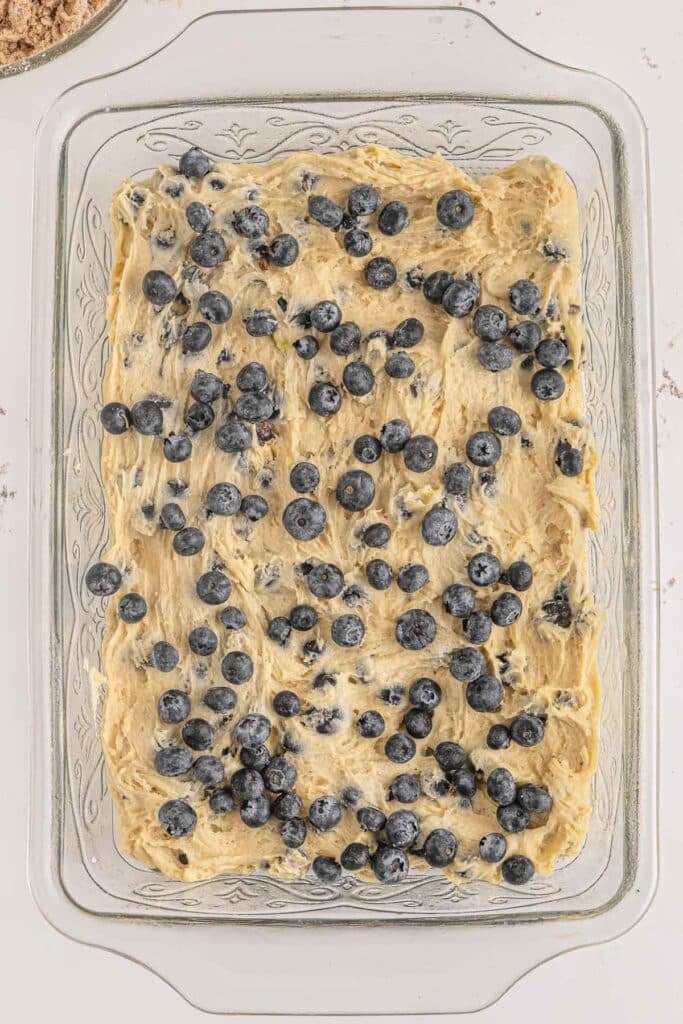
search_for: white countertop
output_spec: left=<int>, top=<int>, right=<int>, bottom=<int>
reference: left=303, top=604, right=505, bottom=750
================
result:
left=0, top=1, right=676, bottom=1019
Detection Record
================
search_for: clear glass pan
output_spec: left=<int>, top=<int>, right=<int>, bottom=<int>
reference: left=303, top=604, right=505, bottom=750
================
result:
left=29, top=6, right=658, bottom=1015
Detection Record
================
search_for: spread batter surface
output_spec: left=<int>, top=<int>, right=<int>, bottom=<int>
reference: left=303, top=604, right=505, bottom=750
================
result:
left=91, top=144, right=600, bottom=886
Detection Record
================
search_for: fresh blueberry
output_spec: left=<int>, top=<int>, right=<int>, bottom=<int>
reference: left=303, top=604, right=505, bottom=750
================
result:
left=281, top=818, right=307, bottom=848
left=384, top=809, right=419, bottom=849
left=343, top=228, right=373, bottom=257
left=130, top=399, right=163, bottom=436
left=343, top=361, right=375, bottom=396
left=463, top=611, right=493, bottom=645
left=330, top=321, right=361, bottom=356
left=531, top=368, right=565, bottom=401
left=479, top=832, right=507, bottom=863
left=273, top=690, right=301, bottom=717
left=219, top=606, right=247, bottom=631
left=188, top=626, right=218, bottom=657
left=496, top=803, right=529, bottom=833
left=85, top=561, right=122, bottom=597
left=235, top=361, right=268, bottom=393
left=397, top=564, right=429, bottom=594
left=154, top=746, right=193, bottom=776
left=478, top=342, right=515, bottom=372
left=150, top=641, right=179, bottom=672
left=379, top=419, right=411, bottom=453
left=486, top=767, right=517, bottom=805
left=473, top=305, right=508, bottom=342
left=294, top=334, right=319, bottom=360
left=340, top=842, right=371, bottom=871
left=372, top=846, right=409, bottom=883
left=448, top=767, right=476, bottom=799
left=312, top=856, right=342, bottom=882
left=308, top=381, right=342, bottom=417
left=466, top=674, right=503, bottom=712
left=240, top=795, right=271, bottom=828
left=267, top=616, right=291, bottom=646
left=442, top=275, right=479, bottom=317
left=158, top=799, right=197, bottom=837
left=234, top=712, right=271, bottom=748
left=502, top=854, right=534, bottom=884
left=182, top=717, right=214, bottom=751
left=193, top=755, right=225, bottom=788
left=340, top=786, right=362, bottom=808
left=517, top=783, right=553, bottom=814
left=421, top=505, right=457, bottom=546
left=186, top=201, right=213, bottom=232
left=273, top=792, right=303, bottom=820
left=487, top=724, right=511, bottom=749
left=385, top=351, right=415, bottom=378
left=142, top=269, right=177, bottom=306
left=449, top=647, right=486, bottom=682
left=556, top=441, right=584, bottom=476
left=357, top=710, right=385, bottom=738
left=348, top=184, right=381, bottom=216
left=384, top=732, right=416, bottom=764
left=191, top=370, right=224, bottom=404
left=268, top=233, right=299, bottom=267
left=357, top=806, right=386, bottom=832
left=423, top=270, right=454, bottom=304
left=263, top=756, right=297, bottom=793
left=309, top=300, right=341, bottom=334
left=491, top=592, right=523, bottom=626
left=336, top=470, right=375, bottom=512
left=215, top=416, right=253, bottom=453
left=391, top=317, right=424, bottom=349
left=233, top=205, right=269, bottom=239
left=244, top=310, right=277, bottom=337
left=163, top=433, right=192, bottom=462
left=443, top=462, right=473, bottom=496
left=468, top=552, right=502, bottom=586
left=442, top=583, right=475, bottom=618
left=190, top=230, right=227, bottom=268
left=395, top=609, right=436, bottom=650
left=308, top=795, right=342, bottom=831
left=354, top=434, right=381, bottom=464
left=331, top=613, right=365, bottom=647
left=508, top=320, right=541, bottom=352
left=509, top=279, right=541, bottom=316
left=198, top=290, right=232, bottom=324
left=100, top=402, right=130, bottom=434
left=206, top=482, right=241, bottom=516
left=185, top=401, right=215, bottom=432
left=240, top=495, right=269, bottom=521
left=283, top=497, right=327, bottom=540
left=366, top=558, right=393, bottom=590
left=179, top=147, right=210, bottom=178
left=365, top=257, right=397, bottom=289
left=537, top=337, right=569, bottom=369
left=407, top=678, right=440, bottom=712
left=308, top=195, right=344, bottom=228
left=234, top=392, right=274, bottom=422
left=240, top=744, right=270, bottom=770
left=423, top=828, right=458, bottom=867
left=488, top=406, right=521, bottom=436
left=434, top=741, right=466, bottom=771
left=510, top=713, right=545, bottom=746
left=209, top=788, right=234, bottom=814
left=378, top=200, right=409, bottom=235
left=306, top=562, right=345, bottom=599
left=196, top=570, right=231, bottom=605
left=117, top=592, right=146, bottom=624
left=402, top=435, right=438, bottom=474
left=203, top=686, right=237, bottom=713
left=404, top=708, right=432, bottom=739
left=390, top=773, right=421, bottom=802
left=159, top=502, right=185, bottom=531
left=280, top=606, right=313, bottom=635
left=363, top=523, right=391, bottom=548
left=289, top=462, right=320, bottom=494
left=466, top=431, right=501, bottom=467
left=436, top=189, right=475, bottom=229
left=221, top=652, right=254, bottom=685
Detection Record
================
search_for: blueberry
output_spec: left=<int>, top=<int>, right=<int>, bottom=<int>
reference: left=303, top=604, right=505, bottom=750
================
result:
left=487, top=724, right=511, bottom=749
left=221, top=652, right=254, bottom=685
left=310, top=300, right=342, bottom=333
left=330, top=321, right=361, bottom=356
left=188, top=626, right=218, bottom=657
left=390, top=318, right=424, bottom=350
left=283, top=497, right=327, bottom=540
left=348, top=184, right=381, bottom=216
left=273, top=690, right=301, bottom=717
left=100, top=402, right=130, bottom=434
left=357, top=806, right=386, bottom=833
left=366, top=558, right=393, bottom=590
left=157, top=689, right=190, bottom=726
left=466, top=431, right=501, bottom=467
left=384, top=732, right=416, bottom=764
left=436, top=189, right=475, bottom=229
left=179, top=147, right=210, bottom=178
left=268, top=233, right=299, bottom=266
left=159, top=502, right=185, bottom=531
left=186, top=201, right=212, bottom=233
left=479, top=832, right=507, bottom=863
left=466, top=674, right=503, bottom=712
left=508, top=320, right=541, bottom=352
left=185, top=401, right=215, bottom=432
left=158, top=799, right=197, bottom=837
left=289, top=462, right=320, bottom=494
left=234, top=393, right=274, bottom=422
left=287, top=605, right=315, bottom=633
left=357, top=710, right=385, bottom=738
left=385, top=352, right=415, bottom=379
left=273, top=792, right=303, bottom=820
left=154, top=746, right=193, bottom=776
left=491, top=591, right=523, bottom=627
left=312, top=856, right=342, bottom=882
left=203, top=686, right=237, bottom=713
left=193, top=755, right=225, bottom=788
left=141, top=269, right=177, bottom=306
left=233, top=205, right=269, bottom=239
left=488, top=406, right=521, bottom=436
left=496, top=803, right=529, bottom=833
left=354, top=434, right=382, bottom=464
left=390, top=773, right=421, bottom=802
left=468, top=553, right=502, bottom=587
left=510, top=714, right=545, bottom=747
left=263, top=756, right=297, bottom=793
left=372, top=846, right=410, bottom=883
left=190, top=230, right=227, bottom=268
left=331, top=613, right=365, bottom=647
left=395, top=609, right=436, bottom=650
left=424, top=828, right=458, bottom=867
left=306, top=562, right=344, bottom=599
left=380, top=686, right=407, bottom=708
left=363, top=523, right=390, bottom=548
left=422, top=270, right=454, bottom=305
left=150, top=641, right=179, bottom=672
left=308, top=195, right=344, bottom=228
left=502, top=854, right=534, bottom=884
left=234, top=712, right=271, bottom=748
left=379, top=419, right=411, bottom=452
left=215, top=416, right=252, bottom=452
left=190, top=372, right=224, bottom=408
left=478, top=342, right=515, bottom=373
left=517, top=783, right=553, bottom=814
left=531, top=368, right=565, bottom=401
left=343, top=361, right=375, bottom=396
left=85, top=561, right=122, bottom=598
left=308, top=381, right=342, bottom=417
left=434, top=741, right=466, bottom=771
left=209, top=788, right=234, bottom=814
left=365, top=257, right=397, bottom=290
left=403, top=435, right=438, bottom=473
left=235, top=361, right=267, bottom=393
left=537, top=337, right=569, bottom=369
left=340, top=842, right=371, bottom=871
left=378, top=200, right=409, bottom=236
left=421, top=506, right=457, bottom=546
left=404, top=708, right=432, bottom=739
left=556, top=441, right=584, bottom=476
left=267, top=616, right=291, bottom=646
left=397, top=564, right=429, bottom=593
left=463, top=611, right=493, bottom=645
left=443, top=462, right=473, bottom=496
left=182, top=717, right=214, bottom=751
left=509, top=279, right=541, bottom=315
left=240, top=795, right=271, bottom=828
left=196, top=570, right=231, bottom=605
left=130, top=399, right=163, bottom=436
left=206, top=482, right=241, bottom=516
left=384, top=809, right=419, bottom=849
left=442, top=276, right=479, bottom=317
left=449, top=646, right=486, bottom=682
left=486, top=767, right=517, bottom=805
left=244, top=310, right=277, bottom=337
left=308, top=795, right=342, bottom=831
left=343, top=228, right=373, bottom=257
left=163, top=433, right=192, bottom=462
left=442, top=583, right=475, bottom=617
left=281, top=818, right=307, bottom=848
left=240, top=744, right=270, bottom=770
left=241, top=495, right=269, bottom=522
left=406, top=679, right=440, bottom=713
left=336, top=470, right=375, bottom=512
left=294, top=334, right=319, bottom=359
left=219, top=606, right=247, bottom=631
left=473, top=305, right=508, bottom=342
left=198, top=290, right=232, bottom=325
left=448, top=767, right=477, bottom=799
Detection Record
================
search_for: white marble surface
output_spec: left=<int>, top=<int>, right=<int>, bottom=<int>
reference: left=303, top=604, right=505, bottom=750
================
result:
left=0, top=0, right=676, bottom=1019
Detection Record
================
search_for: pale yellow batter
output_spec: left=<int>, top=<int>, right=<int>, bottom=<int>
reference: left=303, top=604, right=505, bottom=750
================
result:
left=100, top=145, right=599, bottom=884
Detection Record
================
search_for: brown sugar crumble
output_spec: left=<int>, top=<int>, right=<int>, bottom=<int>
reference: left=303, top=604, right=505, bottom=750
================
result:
left=0, top=0, right=107, bottom=66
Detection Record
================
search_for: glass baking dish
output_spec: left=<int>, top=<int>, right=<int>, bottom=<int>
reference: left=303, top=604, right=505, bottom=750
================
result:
left=29, top=6, right=658, bottom=1015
